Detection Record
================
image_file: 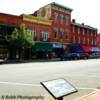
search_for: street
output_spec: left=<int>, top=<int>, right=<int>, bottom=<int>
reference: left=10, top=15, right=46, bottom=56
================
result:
left=0, top=59, right=100, bottom=100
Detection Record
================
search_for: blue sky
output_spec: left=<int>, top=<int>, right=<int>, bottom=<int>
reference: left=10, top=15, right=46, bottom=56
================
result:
left=0, top=0, right=100, bottom=31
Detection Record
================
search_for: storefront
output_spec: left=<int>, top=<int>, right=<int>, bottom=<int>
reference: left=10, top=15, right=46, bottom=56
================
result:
left=32, top=42, right=52, bottom=59
left=73, top=44, right=84, bottom=53
left=81, top=45, right=92, bottom=53
left=52, top=43, right=68, bottom=57
left=92, top=46, right=100, bottom=52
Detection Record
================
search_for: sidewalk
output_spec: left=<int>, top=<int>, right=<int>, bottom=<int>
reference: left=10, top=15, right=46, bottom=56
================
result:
left=1, top=58, right=60, bottom=64
left=80, top=90, right=100, bottom=100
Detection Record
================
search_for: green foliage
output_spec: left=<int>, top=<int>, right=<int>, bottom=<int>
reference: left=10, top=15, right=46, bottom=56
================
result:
left=10, top=24, right=34, bottom=49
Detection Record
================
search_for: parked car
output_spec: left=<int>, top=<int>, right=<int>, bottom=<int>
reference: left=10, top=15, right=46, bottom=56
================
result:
left=60, top=53, right=80, bottom=61
left=79, top=53, right=90, bottom=59
left=90, top=53, right=100, bottom=59
left=0, top=59, right=5, bottom=64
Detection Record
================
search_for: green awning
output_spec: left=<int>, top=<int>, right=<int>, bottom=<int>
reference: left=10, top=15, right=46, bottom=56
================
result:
left=32, top=42, right=52, bottom=52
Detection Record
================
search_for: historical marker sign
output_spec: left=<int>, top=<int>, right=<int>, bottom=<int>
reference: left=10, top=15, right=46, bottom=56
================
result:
left=41, top=78, right=78, bottom=99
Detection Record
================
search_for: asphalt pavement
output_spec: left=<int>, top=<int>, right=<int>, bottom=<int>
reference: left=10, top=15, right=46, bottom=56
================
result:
left=0, top=59, right=100, bottom=100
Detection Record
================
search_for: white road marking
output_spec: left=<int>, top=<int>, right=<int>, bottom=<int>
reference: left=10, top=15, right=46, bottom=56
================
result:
left=54, top=74, right=100, bottom=78
left=77, top=87, right=98, bottom=90
left=0, top=81, right=98, bottom=91
left=0, top=81, right=40, bottom=86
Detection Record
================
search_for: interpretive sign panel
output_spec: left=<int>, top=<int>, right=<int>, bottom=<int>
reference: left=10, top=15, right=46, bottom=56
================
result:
left=41, top=78, right=77, bottom=99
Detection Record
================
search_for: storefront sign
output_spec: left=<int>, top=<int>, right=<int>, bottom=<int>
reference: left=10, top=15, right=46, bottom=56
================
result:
left=53, top=44, right=67, bottom=49
left=41, top=78, right=77, bottom=99
left=23, top=15, right=52, bottom=25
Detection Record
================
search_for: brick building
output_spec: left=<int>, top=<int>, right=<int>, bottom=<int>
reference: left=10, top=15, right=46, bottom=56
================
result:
left=71, top=19, right=98, bottom=53
left=0, top=2, right=99, bottom=60
left=35, top=2, right=73, bottom=56
left=97, top=33, right=100, bottom=49
left=0, top=13, right=52, bottom=59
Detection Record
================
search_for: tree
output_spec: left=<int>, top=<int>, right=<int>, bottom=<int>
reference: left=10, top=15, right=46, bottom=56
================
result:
left=9, top=24, right=34, bottom=60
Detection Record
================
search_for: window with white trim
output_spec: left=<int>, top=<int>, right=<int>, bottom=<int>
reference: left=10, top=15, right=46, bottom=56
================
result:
left=41, top=31, right=49, bottom=41
left=27, top=29, right=36, bottom=40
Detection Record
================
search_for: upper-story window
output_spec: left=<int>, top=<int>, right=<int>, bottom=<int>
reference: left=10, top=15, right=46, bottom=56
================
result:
left=78, top=27, right=80, bottom=35
left=83, top=37, right=85, bottom=44
left=60, top=28, right=64, bottom=38
left=78, top=36, right=80, bottom=43
left=60, top=14, right=64, bottom=24
left=72, top=26, right=75, bottom=33
left=54, top=28, right=58, bottom=38
left=41, top=31, right=49, bottom=41
left=87, top=30, right=89, bottom=36
left=95, top=32, right=97, bottom=37
left=73, top=35, right=76, bottom=43
left=66, top=16, right=69, bottom=25
left=88, top=38, right=90, bottom=44
left=65, top=29, right=69, bottom=39
left=27, top=29, right=36, bottom=40
left=54, top=12, right=58, bottom=22
left=83, top=28, right=85, bottom=35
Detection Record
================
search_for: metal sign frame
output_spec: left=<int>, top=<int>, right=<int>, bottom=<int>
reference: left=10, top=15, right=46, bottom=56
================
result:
left=40, top=78, right=78, bottom=99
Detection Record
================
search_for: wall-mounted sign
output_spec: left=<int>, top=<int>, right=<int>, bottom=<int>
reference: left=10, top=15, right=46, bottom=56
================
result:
left=41, top=78, right=77, bottom=99
left=23, top=15, right=52, bottom=25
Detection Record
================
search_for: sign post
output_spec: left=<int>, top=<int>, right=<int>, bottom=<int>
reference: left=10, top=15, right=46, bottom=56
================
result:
left=58, top=97, right=63, bottom=100
left=41, top=78, right=78, bottom=100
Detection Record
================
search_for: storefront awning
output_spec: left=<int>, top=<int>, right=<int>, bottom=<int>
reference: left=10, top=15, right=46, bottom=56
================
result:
left=82, top=45, right=92, bottom=52
left=32, top=42, right=52, bottom=52
left=73, top=44, right=84, bottom=53
left=92, top=47, right=100, bottom=52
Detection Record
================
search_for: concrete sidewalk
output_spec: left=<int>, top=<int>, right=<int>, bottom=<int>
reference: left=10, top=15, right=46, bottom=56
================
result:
left=80, top=90, right=100, bottom=100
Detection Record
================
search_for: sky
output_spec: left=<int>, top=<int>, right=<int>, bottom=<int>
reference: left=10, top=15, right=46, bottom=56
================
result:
left=0, top=0, right=100, bottom=32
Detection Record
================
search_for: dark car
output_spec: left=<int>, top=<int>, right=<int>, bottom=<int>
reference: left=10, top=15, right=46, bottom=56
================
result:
left=60, top=53, right=79, bottom=61
left=79, top=53, right=90, bottom=59
left=90, top=53, right=100, bottom=59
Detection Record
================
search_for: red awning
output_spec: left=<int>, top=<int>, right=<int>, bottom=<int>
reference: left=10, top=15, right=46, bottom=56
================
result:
left=82, top=45, right=92, bottom=52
